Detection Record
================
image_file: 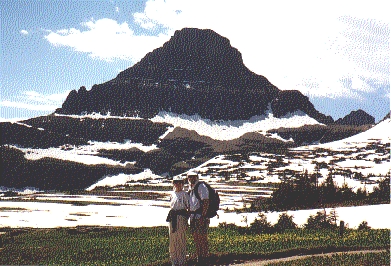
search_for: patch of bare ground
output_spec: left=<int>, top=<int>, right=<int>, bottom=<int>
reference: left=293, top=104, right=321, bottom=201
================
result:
left=231, top=249, right=387, bottom=266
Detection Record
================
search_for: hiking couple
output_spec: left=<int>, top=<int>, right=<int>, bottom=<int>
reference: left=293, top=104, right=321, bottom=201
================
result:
left=166, top=172, right=214, bottom=266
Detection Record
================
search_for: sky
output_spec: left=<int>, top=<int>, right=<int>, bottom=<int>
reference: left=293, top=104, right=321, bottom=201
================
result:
left=1, top=0, right=389, bottom=122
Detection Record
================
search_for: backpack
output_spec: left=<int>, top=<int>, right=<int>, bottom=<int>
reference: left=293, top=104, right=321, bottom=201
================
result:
left=192, top=181, right=220, bottom=218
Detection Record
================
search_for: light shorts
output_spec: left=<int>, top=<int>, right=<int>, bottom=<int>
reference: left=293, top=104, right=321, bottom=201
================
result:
left=190, top=217, right=210, bottom=234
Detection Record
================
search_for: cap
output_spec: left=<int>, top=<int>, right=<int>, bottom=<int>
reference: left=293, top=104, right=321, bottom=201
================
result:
left=187, top=171, right=198, bottom=178
left=173, top=176, right=185, bottom=181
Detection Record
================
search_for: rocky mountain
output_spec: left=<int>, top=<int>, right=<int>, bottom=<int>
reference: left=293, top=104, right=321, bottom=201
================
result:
left=56, top=28, right=333, bottom=124
left=334, top=109, right=375, bottom=126
left=267, top=124, right=373, bottom=146
left=3, top=28, right=377, bottom=191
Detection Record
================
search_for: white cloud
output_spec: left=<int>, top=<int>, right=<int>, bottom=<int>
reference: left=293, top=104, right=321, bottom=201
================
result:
left=44, top=18, right=170, bottom=62
left=0, top=91, right=70, bottom=112
left=132, top=0, right=389, bottom=99
left=0, top=101, right=58, bottom=112
left=23, top=90, right=69, bottom=104
left=43, top=0, right=389, bottom=100
left=20, top=30, right=29, bottom=35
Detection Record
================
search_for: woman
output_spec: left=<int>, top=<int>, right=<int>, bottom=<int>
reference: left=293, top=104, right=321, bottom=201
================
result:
left=166, top=176, right=190, bottom=266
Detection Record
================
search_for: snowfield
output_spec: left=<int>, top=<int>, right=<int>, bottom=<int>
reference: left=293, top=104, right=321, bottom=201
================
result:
left=1, top=117, right=389, bottom=229
left=0, top=199, right=389, bottom=229
left=301, top=118, right=390, bottom=150
left=86, top=169, right=165, bottom=191
left=54, top=112, right=144, bottom=120
left=150, top=109, right=322, bottom=140
left=16, top=139, right=158, bottom=166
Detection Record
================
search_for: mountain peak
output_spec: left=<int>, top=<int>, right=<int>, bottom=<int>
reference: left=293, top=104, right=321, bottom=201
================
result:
left=116, top=27, right=262, bottom=88
left=335, top=109, right=375, bottom=126
left=56, top=27, right=331, bottom=123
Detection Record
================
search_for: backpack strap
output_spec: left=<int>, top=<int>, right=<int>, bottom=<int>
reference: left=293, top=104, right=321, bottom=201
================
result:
left=190, top=182, right=206, bottom=215
left=192, top=181, right=203, bottom=202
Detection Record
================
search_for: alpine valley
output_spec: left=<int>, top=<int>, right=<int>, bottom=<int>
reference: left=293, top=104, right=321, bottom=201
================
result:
left=1, top=29, right=389, bottom=227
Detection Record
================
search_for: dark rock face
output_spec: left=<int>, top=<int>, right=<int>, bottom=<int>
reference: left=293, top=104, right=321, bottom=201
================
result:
left=56, top=28, right=331, bottom=123
left=271, top=90, right=333, bottom=124
left=268, top=124, right=371, bottom=145
left=0, top=146, right=140, bottom=191
left=23, top=115, right=171, bottom=146
left=0, top=115, right=171, bottom=149
left=117, top=28, right=276, bottom=93
left=0, top=122, right=87, bottom=148
left=334, top=109, right=375, bottom=126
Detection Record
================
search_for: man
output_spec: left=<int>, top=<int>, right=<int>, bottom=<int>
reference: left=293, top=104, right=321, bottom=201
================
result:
left=187, top=172, right=210, bottom=265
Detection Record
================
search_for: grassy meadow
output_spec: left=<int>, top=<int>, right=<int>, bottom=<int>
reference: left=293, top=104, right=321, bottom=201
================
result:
left=0, top=226, right=389, bottom=265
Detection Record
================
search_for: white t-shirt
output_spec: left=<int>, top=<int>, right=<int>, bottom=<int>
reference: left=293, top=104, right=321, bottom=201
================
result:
left=189, top=182, right=209, bottom=212
left=170, top=190, right=190, bottom=211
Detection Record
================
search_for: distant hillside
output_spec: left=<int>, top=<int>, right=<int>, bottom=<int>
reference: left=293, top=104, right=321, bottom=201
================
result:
left=135, top=126, right=293, bottom=175
left=0, top=110, right=371, bottom=190
left=0, top=115, right=170, bottom=148
left=0, top=146, right=140, bottom=191
left=334, top=109, right=375, bottom=126
left=0, top=121, right=86, bottom=148
left=267, top=124, right=373, bottom=145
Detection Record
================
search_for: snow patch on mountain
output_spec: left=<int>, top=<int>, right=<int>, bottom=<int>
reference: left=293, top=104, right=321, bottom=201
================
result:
left=19, top=146, right=130, bottom=166
left=0, top=187, right=42, bottom=194
left=0, top=117, right=28, bottom=123
left=150, top=109, right=322, bottom=141
left=15, top=140, right=158, bottom=166
left=258, top=132, right=294, bottom=142
left=54, top=112, right=143, bottom=120
left=300, top=118, right=390, bottom=151
left=336, top=118, right=390, bottom=143
left=158, top=126, right=175, bottom=139
left=86, top=169, right=164, bottom=191
left=86, top=140, right=158, bottom=152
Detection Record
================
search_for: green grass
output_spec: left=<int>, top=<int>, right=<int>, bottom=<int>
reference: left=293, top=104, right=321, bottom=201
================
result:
left=0, top=227, right=389, bottom=265
left=0, top=227, right=170, bottom=265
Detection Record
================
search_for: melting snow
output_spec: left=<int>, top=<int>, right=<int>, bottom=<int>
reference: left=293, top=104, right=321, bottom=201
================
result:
left=54, top=112, right=143, bottom=120
left=150, top=110, right=322, bottom=140
left=19, top=146, right=127, bottom=166
left=0, top=117, right=30, bottom=123
left=303, top=119, right=390, bottom=151
left=0, top=200, right=389, bottom=229
left=16, top=140, right=157, bottom=166
left=14, top=122, right=32, bottom=128
left=86, top=169, right=164, bottom=191
left=86, top=140, right=158, bottom=153
left=2, top=115, right=389, bottom=230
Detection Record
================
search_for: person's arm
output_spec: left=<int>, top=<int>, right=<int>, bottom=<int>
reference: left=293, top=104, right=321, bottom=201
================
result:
left=198, top=183, right=210, bottom=218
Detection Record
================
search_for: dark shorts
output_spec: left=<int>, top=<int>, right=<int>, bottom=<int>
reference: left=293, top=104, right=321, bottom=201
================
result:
left=190, top=218, right=210, bottom=234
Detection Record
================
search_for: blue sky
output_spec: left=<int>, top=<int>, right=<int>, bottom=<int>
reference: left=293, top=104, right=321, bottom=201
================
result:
left=1, top=0, right=389, bottom=122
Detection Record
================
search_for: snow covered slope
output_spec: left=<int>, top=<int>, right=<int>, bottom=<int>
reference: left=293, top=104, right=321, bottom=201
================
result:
left=306, top=118, right=390, bottom=150
left=333, top=118, right=389, bottom=143
left=150, top=109, right=323, bottom=141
